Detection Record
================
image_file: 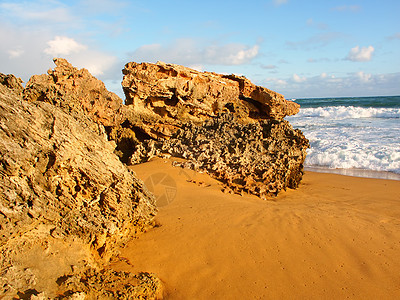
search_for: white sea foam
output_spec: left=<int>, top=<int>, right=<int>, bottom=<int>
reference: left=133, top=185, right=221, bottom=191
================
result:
left=295, top=106, right=400, bottom=119
left=287, top=104, right=400, bottom=175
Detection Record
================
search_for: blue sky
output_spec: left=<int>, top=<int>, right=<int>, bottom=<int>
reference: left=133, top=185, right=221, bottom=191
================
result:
left=1, top=0, right=399, bottom=98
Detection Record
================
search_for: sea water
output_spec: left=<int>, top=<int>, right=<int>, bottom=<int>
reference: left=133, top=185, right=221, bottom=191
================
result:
left=286, top=96, right=400, bottom=180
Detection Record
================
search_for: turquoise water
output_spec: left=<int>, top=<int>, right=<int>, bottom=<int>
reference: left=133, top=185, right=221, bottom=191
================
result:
left=286, top=96, right=400, bottom=178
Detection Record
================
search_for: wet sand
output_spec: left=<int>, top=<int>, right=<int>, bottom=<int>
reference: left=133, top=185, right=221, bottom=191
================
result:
left=112, top=158, right=400, bottom=299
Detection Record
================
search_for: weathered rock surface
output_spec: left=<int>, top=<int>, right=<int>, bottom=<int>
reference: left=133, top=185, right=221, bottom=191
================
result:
left=1, top=57, right=308, bottom=297
left=0, top=75, right=159, bottom=298
left=131, top=114, right=309, bottom=198
left=121, top=61, right=299, bottom=139
left=24, top=58, right=124, bottom=127
left=119, top=61, right=308, bottom=197
left=57, top=268, right=163, bottom=299
left=0, top=73, right=24, bottom=95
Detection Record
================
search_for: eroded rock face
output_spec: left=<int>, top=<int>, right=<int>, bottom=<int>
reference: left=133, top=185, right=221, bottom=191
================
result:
left=0, top=78, right=158, bottom=298
left=24, top=58, right=124, bottom=127
left=117, top=61, right=308, bottom=197
left=57, top=269, right=163, bottom=299
left=121, top=61, right=299, bottom=139
left=0, top=73, right=24, bottom=95
left=131, top=114, right=309, bottom=198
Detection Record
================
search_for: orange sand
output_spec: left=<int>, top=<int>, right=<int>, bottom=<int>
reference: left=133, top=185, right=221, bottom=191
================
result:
left=112, top=158, right=400, bottom=299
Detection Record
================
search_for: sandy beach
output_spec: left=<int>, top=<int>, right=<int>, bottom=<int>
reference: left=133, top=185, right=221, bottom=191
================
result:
left=112, top=158, right=400, bottom=299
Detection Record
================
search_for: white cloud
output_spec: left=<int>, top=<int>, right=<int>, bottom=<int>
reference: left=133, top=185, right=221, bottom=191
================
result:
left=44, top=36, right=87, bottom=56
left=43, top=37, right=117, bottom=77
left=264, top=77, right=287, bottom=87
left=71, top=54, right=117, bottom=77
left=263, top=72, right=400, bottom=98
left=0, top=1, right=75, bottom=24
left=229, top=45, right=259, bottom=64
left=293, top=73, right=307, bottom=83
left=356, top=71, right=372, bottom=83
left=345, top=45, right=374, bottom=62
left=8, top=48, right=24, bottom=58
left=188, top=64, right=204, bottom=72
left=131, top=39, right=260, bottom=66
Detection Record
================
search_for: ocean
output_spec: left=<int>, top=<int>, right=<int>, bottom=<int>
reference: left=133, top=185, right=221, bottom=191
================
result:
left=286, top=95, right=400, bottom=180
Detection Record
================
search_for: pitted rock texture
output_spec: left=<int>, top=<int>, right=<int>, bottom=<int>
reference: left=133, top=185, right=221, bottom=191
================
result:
left=57, top=269, right=163, bottom=299
left=23, top=58, right=124, bottom=127
left=121, top=61, right=299, bottom=139
left=130, top=114, right=309, bottom=198
left=117, top=61, right=308, bottom=197
left=0, top=78, right=157, bottom=298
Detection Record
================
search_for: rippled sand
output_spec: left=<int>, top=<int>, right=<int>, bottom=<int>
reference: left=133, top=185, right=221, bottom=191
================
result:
left=112, top=158, right=400, bottom=299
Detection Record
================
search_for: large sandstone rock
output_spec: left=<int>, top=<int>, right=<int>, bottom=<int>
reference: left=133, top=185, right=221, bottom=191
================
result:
left=121, top=61, right=299, bottom=139
left=119, top=61, right=308, bottom=197
left=24, top=58, right=124, bottom=127
left=0, top=77, right=160, bottom=298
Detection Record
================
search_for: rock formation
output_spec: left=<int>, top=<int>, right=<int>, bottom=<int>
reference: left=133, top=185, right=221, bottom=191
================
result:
left=121, top=61, right=300, bottom=139
left=1, top=58, right=308, bottom=297
left=120, top=61, right=308, bottom=197
left=131, top=114, right=309, bottom=198
left=0, top=73, right=24, bottom=95
left=0, top=75, right=161, bottom=298
left=24, top=58, right=124, bottom=127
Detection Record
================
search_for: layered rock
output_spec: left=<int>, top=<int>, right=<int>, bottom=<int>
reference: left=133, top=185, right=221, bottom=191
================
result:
left=121, top=61, right=299, bottom=139
left=120, top=61, right=308, bottom=197
left=0, top=76, right=160, bottom=298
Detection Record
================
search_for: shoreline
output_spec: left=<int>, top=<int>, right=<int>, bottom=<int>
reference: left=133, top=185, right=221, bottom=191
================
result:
left=304, top=166, right=400, bottom=181
left=113, top=158, right=400, bottom=299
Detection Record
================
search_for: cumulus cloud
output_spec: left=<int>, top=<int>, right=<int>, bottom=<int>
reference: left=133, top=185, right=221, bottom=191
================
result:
left=356, top=71, right=372, bottom=83
left=44, top=36, right=87, bottom=56
left=131, top=39, right=260, bottom=66
left=292, top=73, right=307, bottom=83
left=41, top=36, right=117, bottom=76
left=345, top=45, right=374, bottom=62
